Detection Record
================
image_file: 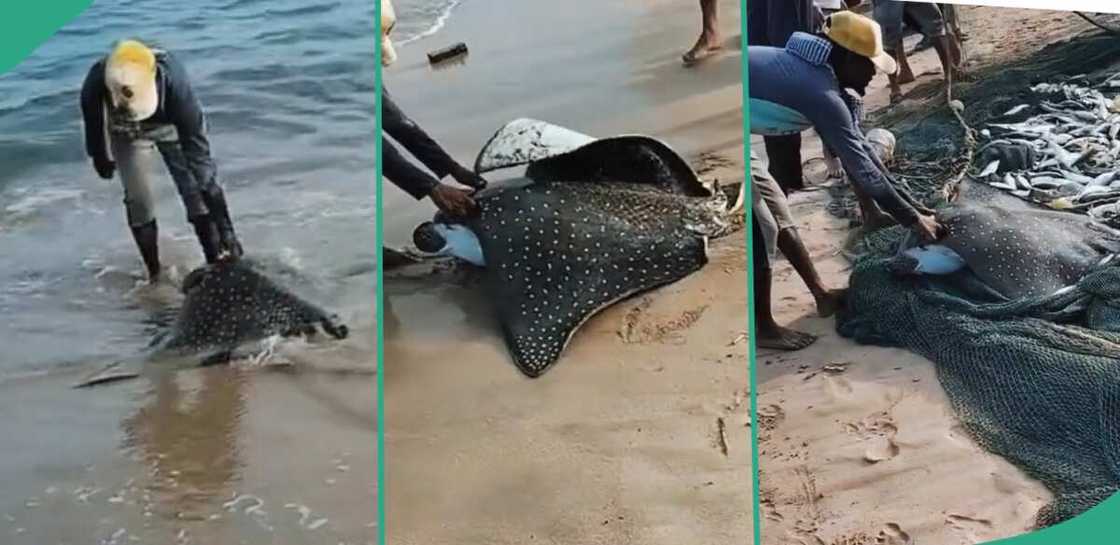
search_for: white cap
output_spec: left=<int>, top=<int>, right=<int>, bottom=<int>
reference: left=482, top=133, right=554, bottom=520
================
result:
left=381, top=0, right=397, bottom=67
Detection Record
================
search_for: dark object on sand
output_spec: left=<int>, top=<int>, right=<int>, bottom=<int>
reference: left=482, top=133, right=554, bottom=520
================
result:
left=977, top=141, right=1036, bottom=174
left=458, top=119, right=741, bottom=378
left=428, top=42, right=468, bottom=65
left=76, top=260, right=348, bottom=387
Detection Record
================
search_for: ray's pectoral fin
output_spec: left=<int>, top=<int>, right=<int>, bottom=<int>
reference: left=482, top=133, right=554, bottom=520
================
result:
left=74, top=359, right=145, bottom=389
left=470, top=181, right=711, bottom=377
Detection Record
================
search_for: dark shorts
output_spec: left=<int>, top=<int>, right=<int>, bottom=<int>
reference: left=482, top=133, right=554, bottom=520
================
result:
left=873, top=0, right=946, bottom=48
left=747, top=0, right=821, bottom=48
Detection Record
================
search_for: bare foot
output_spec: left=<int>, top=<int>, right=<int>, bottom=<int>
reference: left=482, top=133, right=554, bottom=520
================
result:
left=814, top=288, right=847, bottom=318
left=757, top=325, right=817, bottom=351
left=825, top=157, right=844, bottom=179
left=683, top=32, right=723, bottom=65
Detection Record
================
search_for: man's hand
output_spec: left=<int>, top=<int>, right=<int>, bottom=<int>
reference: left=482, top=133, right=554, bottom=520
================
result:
left=429, top=183, right=477, bottom=218
left=913, top=214, right=944, bottom=243
left=93, top=157, right=116, bottom=180
left=450, top=165, right=488, bottom=190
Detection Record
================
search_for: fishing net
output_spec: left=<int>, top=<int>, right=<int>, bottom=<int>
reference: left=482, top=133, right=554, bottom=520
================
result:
left=834, top=32, right=1120, bottom=526
left=829, top=33, right=1120, bottom=225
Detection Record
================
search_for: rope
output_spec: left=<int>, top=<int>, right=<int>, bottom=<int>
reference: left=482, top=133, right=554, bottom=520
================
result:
left=1075, top=12, right=1120, bottom=35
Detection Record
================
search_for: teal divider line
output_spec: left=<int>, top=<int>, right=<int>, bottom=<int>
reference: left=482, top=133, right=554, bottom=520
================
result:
left=983, top=492, right=1120, bottom=543
left=374, top=1, right=386, bottom=544
left=0, top=3, right=92, bottom=74
left=741, top=1, right=761, bottom=544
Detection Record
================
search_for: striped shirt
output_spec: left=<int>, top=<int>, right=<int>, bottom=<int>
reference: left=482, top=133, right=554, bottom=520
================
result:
left=748, top=32, right=920, bottom=227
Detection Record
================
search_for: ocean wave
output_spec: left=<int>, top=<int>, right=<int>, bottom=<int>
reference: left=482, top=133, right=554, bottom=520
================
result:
left=3, top=188, right=85, bottom=219
left=396, top=0, right=464, bottom=46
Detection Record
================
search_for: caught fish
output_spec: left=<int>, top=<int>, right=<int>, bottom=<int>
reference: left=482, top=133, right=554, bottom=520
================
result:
left=1090, top=171, right=1117, bottom=187
left=1003, top=104, right=1030, bottom=117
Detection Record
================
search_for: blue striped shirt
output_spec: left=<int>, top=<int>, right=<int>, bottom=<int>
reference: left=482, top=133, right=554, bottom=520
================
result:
left=748, top=33, right=919, bottom=227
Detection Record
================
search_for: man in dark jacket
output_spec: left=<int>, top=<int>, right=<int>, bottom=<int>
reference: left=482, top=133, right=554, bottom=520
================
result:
left=379, top=3, right=485, bottom=218
left=381, top=88, right=486, bottom=217
left=80, top=39, right=242, bottom=283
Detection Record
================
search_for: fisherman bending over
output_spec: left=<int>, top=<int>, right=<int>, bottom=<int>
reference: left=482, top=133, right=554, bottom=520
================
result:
left=748, top=11, right=943, bottom=350
left=81, top=39, right=243, bottom=283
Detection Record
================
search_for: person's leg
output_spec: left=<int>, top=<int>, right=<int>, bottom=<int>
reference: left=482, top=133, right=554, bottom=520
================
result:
left=754, top=160, right=846, bottom=317
left=911, top=4, right=958, bottom=99
left=763, top=133, right=805, bottom=194
left=753, top=215, right=817, bottom=351
left=941, top=3, right=965, bottom=42
left=776, top=229, right=846, bottom=317
left=683, top=0, right=722, bottom=64
left=110, top=131, right=162, bottom=282
left=147, top=125, right=224, bottom=264
left=873, top=0, right=909, bottom=104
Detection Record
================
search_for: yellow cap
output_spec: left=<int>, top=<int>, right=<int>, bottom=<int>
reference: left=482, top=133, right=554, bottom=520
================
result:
left=381, top=0, right=397, bottom=67
left=105, top=40, right=158, bottom=121
left=822, top=11, right=898, bottom=75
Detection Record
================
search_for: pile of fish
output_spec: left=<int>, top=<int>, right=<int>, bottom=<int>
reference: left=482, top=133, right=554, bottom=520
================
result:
left=974, top=73, right=1120, bottom=224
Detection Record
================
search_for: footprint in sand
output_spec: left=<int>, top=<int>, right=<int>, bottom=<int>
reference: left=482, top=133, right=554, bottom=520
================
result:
left=760, top=490, right=785, bottom=523
left=832, top=533, right=873, bottom=545
left=874, top=523, right=912, bottom=545
left=946, top=513, right=993, bottom=541
left=863, top=437, right=900, bottom=464
left=825, top=375, right=854, bottom=398
left=758, top=404, right=786, bottom=432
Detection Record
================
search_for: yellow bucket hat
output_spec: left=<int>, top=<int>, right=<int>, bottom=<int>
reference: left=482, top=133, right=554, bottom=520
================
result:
left=381, top=0, right=397, bottom=67
left=105, top=40, right=159, bottom=121
left=822, top=11, right=898, bottom=76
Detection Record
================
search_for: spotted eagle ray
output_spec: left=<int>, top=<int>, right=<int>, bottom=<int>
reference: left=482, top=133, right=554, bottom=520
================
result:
left=76, top=260, right=348, bottom=388
left=439, top=119, right=743, bottom=378
left=893, top=177, right=1120, bottom=300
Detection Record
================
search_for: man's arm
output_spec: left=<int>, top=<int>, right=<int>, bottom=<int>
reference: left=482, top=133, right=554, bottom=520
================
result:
left=861, top=137, right=931, bottom=213
left=809, top=95, right=922, bottom=226
left=163, top=55, right=217, bottom=186
left=382, top=134, right=440, bottom=200
left=381, top=88, right=462, bottom=182
left=80, top=61, right=109, bottom=163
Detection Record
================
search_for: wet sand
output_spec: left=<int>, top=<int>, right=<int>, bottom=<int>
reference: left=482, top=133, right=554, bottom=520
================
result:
left=0, top=309, right=378, bottom=545
left=755, top=7, right=1106, bottom=545
left=382, top=1, right=751, bottom=543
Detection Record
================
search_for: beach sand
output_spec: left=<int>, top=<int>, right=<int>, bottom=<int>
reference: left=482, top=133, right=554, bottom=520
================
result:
left=0, top=302, right=378, bottom=545
left=755, top=7, right=1109, bottom=545
left=382, top=1, right=751, bottom=544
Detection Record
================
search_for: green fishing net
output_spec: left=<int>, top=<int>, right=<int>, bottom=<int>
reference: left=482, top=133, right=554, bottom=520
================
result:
left=833, top=33, right=1120, bottom=527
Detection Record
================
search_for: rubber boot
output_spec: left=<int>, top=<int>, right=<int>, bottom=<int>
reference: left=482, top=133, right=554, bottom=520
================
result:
left=201, top=185, right=244, bottom=260
left=130, top=220, right=161, bottom=282
left=190, top=215, right=224, bottom=265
